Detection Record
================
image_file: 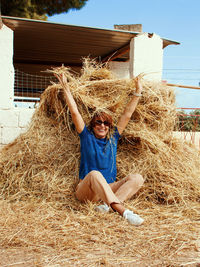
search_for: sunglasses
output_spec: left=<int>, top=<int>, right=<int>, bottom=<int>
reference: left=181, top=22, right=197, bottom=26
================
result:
left=95, top=120, right=110, bottom=127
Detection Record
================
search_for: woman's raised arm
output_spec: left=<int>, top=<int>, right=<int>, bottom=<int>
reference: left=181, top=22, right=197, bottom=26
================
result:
left=117, top=74, right=143, bottom=135
left=55, top=73, right=85, bottom=134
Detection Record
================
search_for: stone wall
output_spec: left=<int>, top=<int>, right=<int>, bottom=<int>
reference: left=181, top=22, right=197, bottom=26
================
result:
left=0, top=108, right=35, bottom=148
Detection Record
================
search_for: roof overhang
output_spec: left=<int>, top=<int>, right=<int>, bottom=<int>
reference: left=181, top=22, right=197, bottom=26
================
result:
left=2, top=16, right=180, bottom=67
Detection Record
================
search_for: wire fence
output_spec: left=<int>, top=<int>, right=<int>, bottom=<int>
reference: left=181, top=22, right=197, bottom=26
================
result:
left=14, top=69, right=57, bottom=107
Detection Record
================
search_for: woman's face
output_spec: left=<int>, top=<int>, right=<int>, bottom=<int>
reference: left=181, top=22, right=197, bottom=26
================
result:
left=93, top=116, right=110, bottom=139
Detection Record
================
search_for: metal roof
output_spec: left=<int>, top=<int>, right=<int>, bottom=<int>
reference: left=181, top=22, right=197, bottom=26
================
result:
left=2, top=16, right=180, bottom=67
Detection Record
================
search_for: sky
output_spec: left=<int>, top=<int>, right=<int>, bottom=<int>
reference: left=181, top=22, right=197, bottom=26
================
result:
left=48, top=0, right=200, bottom=109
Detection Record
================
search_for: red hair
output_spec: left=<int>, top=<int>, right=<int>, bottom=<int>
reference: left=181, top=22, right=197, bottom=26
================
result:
left=89, top=112, right=113, bottom=129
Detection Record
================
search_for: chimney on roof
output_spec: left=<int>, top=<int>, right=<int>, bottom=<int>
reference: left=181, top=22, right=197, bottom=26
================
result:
left=114, top=24, right=142, bottom=32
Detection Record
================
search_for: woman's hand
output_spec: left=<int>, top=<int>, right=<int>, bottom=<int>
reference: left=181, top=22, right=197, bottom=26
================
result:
left=54, top=73, right=70, bottom=93
left=134, top=73, right=144, bottom=95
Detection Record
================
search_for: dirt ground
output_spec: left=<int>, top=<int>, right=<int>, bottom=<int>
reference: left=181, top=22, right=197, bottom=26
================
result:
left=0, top=248, right=200, bottom=267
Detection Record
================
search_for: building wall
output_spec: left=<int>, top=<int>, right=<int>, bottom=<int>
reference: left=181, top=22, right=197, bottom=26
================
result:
left=0, top=108, right=35, bottom=149
left=109, top=33, right=163, bottom=81
left=108, top=61, right=130, bottom=79
left=129, top=33, right=163, bottom=80
left=0, top=24, right=35, bottom=149
left=0, top=25, right=14, bottom=109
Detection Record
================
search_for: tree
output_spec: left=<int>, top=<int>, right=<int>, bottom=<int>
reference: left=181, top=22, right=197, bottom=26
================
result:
left=176, top=110, right=200, bottom=132
left=189, top=110, right=200, bottom=131
left=1, top=0, right=88, bottom=21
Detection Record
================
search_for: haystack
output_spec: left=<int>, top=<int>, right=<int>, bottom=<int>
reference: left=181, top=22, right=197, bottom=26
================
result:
left=0, top=59, right=199, bottom=206
left=0, top=59, right=199, bottom=266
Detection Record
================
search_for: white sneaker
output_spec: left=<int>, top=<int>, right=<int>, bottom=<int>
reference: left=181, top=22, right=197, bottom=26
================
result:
left=123, top=209, right=144, bottom=226
left=95, top=203, right=110, bottom=213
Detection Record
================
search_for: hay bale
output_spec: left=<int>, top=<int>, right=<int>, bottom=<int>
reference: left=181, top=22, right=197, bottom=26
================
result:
left=0, top=59, right=199, bottom=206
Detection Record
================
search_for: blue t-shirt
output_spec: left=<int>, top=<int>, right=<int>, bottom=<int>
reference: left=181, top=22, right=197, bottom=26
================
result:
left=79, top=126, right=121, bottom=183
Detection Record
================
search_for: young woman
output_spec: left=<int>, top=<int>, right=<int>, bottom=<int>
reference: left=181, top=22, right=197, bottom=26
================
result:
left=55, top=73, right=144, bottom=226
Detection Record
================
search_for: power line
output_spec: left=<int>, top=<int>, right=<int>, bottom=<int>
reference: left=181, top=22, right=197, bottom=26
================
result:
left=162, top=76, right=200, bottom=81
left=163, top=69, right=200, bottom=71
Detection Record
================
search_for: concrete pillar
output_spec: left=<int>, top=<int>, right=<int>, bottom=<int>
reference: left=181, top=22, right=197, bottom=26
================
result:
left=0, top=24, right=14, bottom=109
left=129, top=33, right=163, bottom=81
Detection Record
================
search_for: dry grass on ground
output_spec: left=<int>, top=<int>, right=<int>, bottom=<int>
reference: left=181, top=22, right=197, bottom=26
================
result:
left=0, top=59, right=199, bottom=266
left=0, top=200, right=199, bottom=266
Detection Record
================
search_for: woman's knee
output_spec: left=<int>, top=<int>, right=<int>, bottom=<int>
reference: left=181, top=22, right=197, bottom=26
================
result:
left=127, top=173, right=144, bottom=188
left=88, top=170, right=102, bottom=178
left=88, top=170, right=101, bottom=175
left=87, top=170, right=106, bottom=183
